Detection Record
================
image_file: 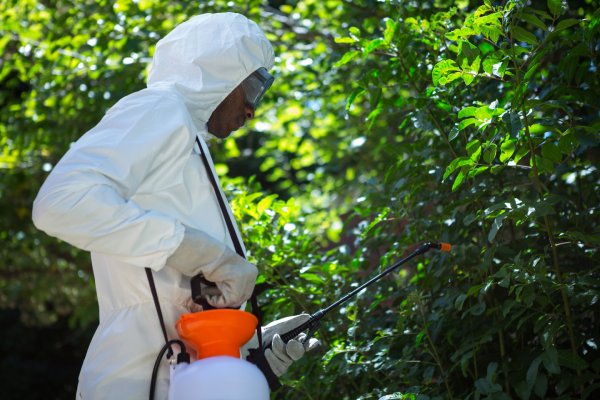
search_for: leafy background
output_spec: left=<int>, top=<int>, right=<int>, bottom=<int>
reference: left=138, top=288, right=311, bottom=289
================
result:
left=1, top=0, right=599, bottom=399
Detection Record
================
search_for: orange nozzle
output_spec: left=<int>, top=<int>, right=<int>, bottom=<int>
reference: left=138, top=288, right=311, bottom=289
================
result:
left=439, top=242, right=452, bottom=252
left=176, top=309, right=258, bottom=359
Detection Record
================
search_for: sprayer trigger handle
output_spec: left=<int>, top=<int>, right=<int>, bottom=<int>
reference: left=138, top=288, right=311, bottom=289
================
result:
left=280, top=322, right=309, bottom=343
left=303, top=321, right=320, bottom=344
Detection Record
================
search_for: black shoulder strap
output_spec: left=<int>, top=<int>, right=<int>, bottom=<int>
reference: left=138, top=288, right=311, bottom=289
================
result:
left=195, top=137, right=264, bottom=350
left=145, top=137, right=265, bottom=360
left=195, top=137, right=245, bottom=256
left=145, top=267, right=173, bottom=358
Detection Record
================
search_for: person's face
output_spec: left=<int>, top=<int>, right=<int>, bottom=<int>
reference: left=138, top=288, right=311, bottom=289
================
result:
left=207, top=86, right=255, bottom=139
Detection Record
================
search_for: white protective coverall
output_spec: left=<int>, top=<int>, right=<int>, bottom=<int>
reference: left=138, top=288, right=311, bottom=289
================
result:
left=32, top=13, right=274, bottom=400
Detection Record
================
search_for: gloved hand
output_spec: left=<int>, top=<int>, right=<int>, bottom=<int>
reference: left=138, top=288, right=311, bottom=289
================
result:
left=262, top=314, right=321, bottom=377
left=166, top=227, right=257, bottom=308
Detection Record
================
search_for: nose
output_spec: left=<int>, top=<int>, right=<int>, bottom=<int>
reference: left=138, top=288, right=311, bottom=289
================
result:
left=244, top=104, right=255, bottom=120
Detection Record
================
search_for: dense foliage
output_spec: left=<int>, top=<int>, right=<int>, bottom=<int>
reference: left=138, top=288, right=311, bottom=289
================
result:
left=1, top=0, right=598, bottom=399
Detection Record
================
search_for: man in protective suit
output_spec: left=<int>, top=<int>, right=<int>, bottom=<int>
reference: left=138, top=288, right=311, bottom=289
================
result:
left=32, top=13, right=318, bottom=399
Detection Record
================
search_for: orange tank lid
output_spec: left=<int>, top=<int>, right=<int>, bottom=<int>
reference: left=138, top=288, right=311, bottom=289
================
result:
left=176, top=309, right=258, bottom=359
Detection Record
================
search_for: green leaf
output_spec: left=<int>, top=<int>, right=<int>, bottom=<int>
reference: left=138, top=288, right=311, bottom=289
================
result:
left=488, top=215, right=505, bottom=242
left=334, top=37, right=358, bottom=44
left=502, top=112, right=523, bottom=136
left=361, top=208, right=390, bottom=238
left=531, top=201, right=555, bottom=218
left=527, top=357, right=542, bottom=386
left=498, top=272, right=511, bottom=288
left=463, top=213, right=478, bottom=226
left=471, top=56, right=481, bottom=74
left=557, top=349, right=588, bottom=370
left=334, top=50, right=360, bottom=67
left=455, top=293, right=467, bottom=310
left=436, top=100, right=452, bottom=113
left=475, top=106, right=494, bottom=121
left=300, top=272, right=325, bottom=284
left=257, top=194, right=277, bottom=214
left=482, top=143, right=497, bottom=164
left=349, top=26, right=361, bottom=38
left=524, top=61, right=540, bottom=81
left=534, top=155, right=554, bottom=174
left=521, top=12, right=548, bottom=31
left=368, top=86, right=382, bottom=108
left=468, top=166, right=488, bottom=178
left=541, top=142, right=562, bottom=163
left=469, top=301, right=486, bottom=316
left=482, top=57, right=498, bottom=75
left=458, top=40, right=480, bottom=66
left=514, top=381, right=532, bottom=400
left=458, top=106, right=478, bottom=119
left=452, top=167, right=467, bottom=191
left=415, top=331, right=425, bottom=347
left=346, top=87, right=365, bottom=111
left=541, top=347, right=561, bottom=374
left=446, top=26, right=477, bottom=41
left=366, top=102, right=383, bottom=130
left=459, top=117, right=478, bottom=130
left=462, top=72, right=475, bottom=86
left=467, top=139, right=482, bottom=162
left=448, top=127, right=460, bottom=141
left=513, top=145, right=530, bottom=164
left=364, top=38, right=385, bottom=55
left=547, top=0, right=565, bottom=16
left=475, top=376, right=502, bottom=395
left=445, top=71, right=463, bottom=85
left=384, top=18, right=397, bottom=44
left=511, top=26, right=538, bottom=45
left=443, top=157, right=473, bottom=180
left=432, top=59, right=460, bottom=86
left=534, top=373, right=548, bottom=398
left=554, top=18, right=580, bottom=33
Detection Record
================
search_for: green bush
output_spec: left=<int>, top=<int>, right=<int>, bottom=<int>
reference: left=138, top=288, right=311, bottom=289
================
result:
left=1, top=0, right=598, bottom=399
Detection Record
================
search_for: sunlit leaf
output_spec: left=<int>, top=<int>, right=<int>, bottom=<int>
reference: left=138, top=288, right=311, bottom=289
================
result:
left=334, top=50, right=360, bottom=67
left=511, top=26, right=538, bottom=45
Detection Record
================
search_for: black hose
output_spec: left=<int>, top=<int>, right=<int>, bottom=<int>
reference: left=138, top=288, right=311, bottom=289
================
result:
left=149, top=339, right=188, bottom=400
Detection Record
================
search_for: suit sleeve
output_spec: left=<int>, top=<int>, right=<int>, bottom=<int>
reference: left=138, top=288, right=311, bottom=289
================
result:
left=32, top=93, right=192, bottom=270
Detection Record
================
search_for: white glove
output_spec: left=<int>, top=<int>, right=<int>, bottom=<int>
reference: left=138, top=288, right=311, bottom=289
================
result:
left=262, top=314, right=321, bottom=377
left=166, top=227, right=257, bottom=308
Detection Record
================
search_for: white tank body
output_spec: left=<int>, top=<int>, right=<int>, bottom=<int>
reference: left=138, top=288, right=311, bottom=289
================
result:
left=168, top=356, right=269, bottom=400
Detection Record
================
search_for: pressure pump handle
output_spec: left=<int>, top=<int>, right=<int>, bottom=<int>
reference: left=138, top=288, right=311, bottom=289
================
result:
left=191, top=274, right=218, bottom=310
left=190, top=275, right=242, bottom=311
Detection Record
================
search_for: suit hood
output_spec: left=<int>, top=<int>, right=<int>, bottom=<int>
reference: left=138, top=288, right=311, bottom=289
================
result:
left=147, top=13, right=274, bottom=132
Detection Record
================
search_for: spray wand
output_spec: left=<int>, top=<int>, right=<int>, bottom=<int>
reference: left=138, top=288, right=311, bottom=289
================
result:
left=195, top=241, right=451, bottom=341
left=198, top=241, right=451, bottom=390
left=278, top=241, right=452, bottom=343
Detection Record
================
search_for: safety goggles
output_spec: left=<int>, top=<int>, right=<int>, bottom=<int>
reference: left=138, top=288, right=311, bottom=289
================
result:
left=240, top=67, right=274, bottom=110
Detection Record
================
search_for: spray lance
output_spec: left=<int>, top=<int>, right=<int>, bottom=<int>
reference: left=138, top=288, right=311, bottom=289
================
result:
left=156, top=241, right=452, bottom=399
left=276, top=241, right=451, bottom=342
left=245, top=241, right=452, bottom=389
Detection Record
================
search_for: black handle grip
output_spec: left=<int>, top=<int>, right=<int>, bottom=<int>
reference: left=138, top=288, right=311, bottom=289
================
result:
left=190, top=274, right=243, bottom=310
left=190, top=274, right=217, bottom=310
left=279, top=311, right=324, bottom=343
left=280, top=321, right=312, bottom=343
